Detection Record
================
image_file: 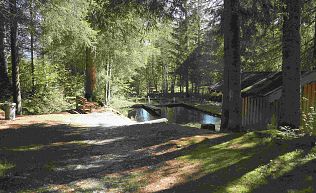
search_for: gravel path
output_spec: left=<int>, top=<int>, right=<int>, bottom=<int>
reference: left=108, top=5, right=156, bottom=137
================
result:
left=0, top=112, right=212, bottom=192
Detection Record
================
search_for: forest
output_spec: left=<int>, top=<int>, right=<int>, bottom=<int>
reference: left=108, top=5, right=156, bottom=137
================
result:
left=1, top=0, right=316, bottom=192
left=1, top=0, right=316, bottom=130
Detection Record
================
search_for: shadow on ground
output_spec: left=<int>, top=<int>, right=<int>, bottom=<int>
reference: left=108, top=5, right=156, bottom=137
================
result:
left=0, top=121, right=315, bottom=193
left=0, top=122, right=233, bottom=192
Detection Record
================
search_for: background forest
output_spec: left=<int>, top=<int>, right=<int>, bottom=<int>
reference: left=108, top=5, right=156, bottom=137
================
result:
left=0, top=0, right=315, bottom=116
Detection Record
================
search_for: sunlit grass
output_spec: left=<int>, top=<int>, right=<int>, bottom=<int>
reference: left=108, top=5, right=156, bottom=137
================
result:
left=186, top=102, right=222, bottom=115
left=109, top=97, right=138, bottom=116
left=1, top=140, right=91, bottom=152
left=180, top=132, right=273, bottom=175
left=1, top=144, right=44, bottom=152
left=103, top=172, right=146, bottom=192
left=215, top=147, right=316, bottom=193
left=0, top=161, right=15, bottom=177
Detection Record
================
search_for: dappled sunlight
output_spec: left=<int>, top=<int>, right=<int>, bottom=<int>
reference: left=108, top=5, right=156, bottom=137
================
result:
left=1, top=144, right=44, bottom=152
left=217, top=147, right=316, bottom=193
left=180, top=132, right=272, bottom=175
left=134, top=133, right=226, bottom=156
left=141, top=160, right=202, bottom=192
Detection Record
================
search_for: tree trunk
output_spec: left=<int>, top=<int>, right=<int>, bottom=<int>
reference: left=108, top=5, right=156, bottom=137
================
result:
left=10, top=0, right=22, bottom=115
left=221, top=0, right=242, bottom=131
left=185, top=70, right=189, bottom=97
left=30, top=0, right=35, bottom=94
left=313, top=12, right=316, bottom=70
left=163, top=63, right=168, bottom=95
left=85, top=47, right=96, bottom=101
left=0, top=12, right=10, bottom=99
left=105, top=54, right=112, bottom=104
left=280, top=0, right=301, bottom=128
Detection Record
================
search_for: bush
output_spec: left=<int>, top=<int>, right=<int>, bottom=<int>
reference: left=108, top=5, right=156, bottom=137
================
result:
left=302, top=106, right=316, bottom=136
left=23, top=88, right=70, bottom=115
left=20, top=59, right=84, bottom=115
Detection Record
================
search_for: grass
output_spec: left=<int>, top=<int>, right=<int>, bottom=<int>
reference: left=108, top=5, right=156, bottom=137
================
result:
left=0, top=161, right=15, bottom=177
left=1, top=144, right=44, bottom=152
left=1, top=140, right=90, bottom=153
left=103, top=173, right=146, bottom=193
left=109, top=97, right=138, bottom=116
left=215, top=148, right=316, bottom=193
left=173, top=130, right=316, bottom=192
left=185, top=101, right=222, bottom=115
left=179, top=132, right=273, bottom=175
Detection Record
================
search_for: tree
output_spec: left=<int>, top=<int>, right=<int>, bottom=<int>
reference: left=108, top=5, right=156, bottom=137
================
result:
left=279, top=0, right=301, bottom=128
left=221, top=0, right=242, bottom=131
left=0, top=1, right=11, bottom=100
left=10, top=0, right=22, bottom=114
left=85, top=47, right=97, bottom=101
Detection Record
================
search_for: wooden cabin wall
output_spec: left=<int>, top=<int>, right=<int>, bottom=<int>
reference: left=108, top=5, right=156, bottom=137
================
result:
left=242, top=96, right=271, bottom=130
left=242, top=82, right=316, bottom=130
left=302, top=82, right=316, bottom=114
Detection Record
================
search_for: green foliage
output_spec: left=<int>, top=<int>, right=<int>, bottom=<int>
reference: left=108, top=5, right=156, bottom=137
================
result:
left=302, top=106, right=316, bottom=136
left=0, top=161, right=14, bottom=177
left=20, top=59, right=84, bottom=114
left=23, top=88, right=69, bottom=115
left=267, top=114, right=278, bottom=130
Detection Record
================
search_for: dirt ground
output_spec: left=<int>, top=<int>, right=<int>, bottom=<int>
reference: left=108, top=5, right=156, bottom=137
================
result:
left=0, top=111, right=215, bottom=192
left=1, top=111, right=315, bottom=193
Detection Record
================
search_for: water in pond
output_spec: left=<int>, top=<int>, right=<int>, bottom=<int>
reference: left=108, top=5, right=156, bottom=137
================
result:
left=129, top=106, right=220, bottom=125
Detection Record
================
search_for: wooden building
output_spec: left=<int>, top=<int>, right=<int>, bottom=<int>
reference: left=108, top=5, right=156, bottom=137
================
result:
left=210, top=71, right=316, bottom=130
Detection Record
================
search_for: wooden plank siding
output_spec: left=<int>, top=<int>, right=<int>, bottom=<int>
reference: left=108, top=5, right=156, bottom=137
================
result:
left=302, top=82, right=316, bottom=114
left=242, top=96, right=270, bottom=130
left=242, top=82, right=316, bottom=130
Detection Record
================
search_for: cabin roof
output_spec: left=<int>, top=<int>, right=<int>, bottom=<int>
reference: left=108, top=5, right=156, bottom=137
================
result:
left=210, top=71, right=316, bottom=97
left=209, top=72, right=277, bottom=93
left=243, top=71, right=316, bottom=97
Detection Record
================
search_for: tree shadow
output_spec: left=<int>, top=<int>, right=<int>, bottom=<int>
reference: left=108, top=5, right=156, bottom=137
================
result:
left=155, top=136, right=315, bottom=193
left=0, top=122, right=240, bottom=192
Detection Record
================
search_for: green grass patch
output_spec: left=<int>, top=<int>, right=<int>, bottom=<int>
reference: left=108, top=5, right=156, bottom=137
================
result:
left=176, top=130, right=316, bottom=192
left=0, top=161, right=15, bottom=177
left=109, top=97, right=138, bottom=116
left=103, top=172, right=146, bottom=192
left=181, top=122, right=201, bottom=129
left=1, top=144, right=44, bottom=152
left=185, top=102, right=222, bottom=115
left=179, top=132, right=272, bottom=175
left=216, top=147, right=316, bottom=193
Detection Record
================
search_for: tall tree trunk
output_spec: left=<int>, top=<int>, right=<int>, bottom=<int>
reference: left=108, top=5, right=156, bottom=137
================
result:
left=85, top=47, right=96, bottom=101
left=185, top=70, right=189, bottom=97
left=105, top=55, right=109, bottom=105
left=105, top=53, right=112, bottom=105
left=0, top=11, right=10, bottom=99
left=10, top=0, right=22, bottom=115
left=163, top=63, right=168, bottom=95
left=313, top=11, right=316, bottom=70
left=221, top=0, right=242, bottom=131
left=30, top=0, right=35, bottom=94
left=280, top=0, right=301, bottom=128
